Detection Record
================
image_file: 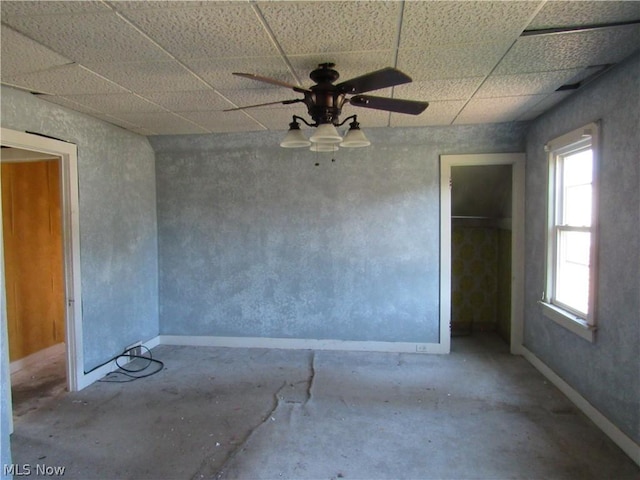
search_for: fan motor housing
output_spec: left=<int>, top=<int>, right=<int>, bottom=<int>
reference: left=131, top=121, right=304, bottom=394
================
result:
left=307, top=63, right=346, bottom=125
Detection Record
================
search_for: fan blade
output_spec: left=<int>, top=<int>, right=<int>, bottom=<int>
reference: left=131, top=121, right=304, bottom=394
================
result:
left=223, top=99, right=303, bottom=112
left=337, top=67, right=412, bottom=94
left=233, top=73, right=309, bottom=93
left=350, top=95, right=429, bottom=115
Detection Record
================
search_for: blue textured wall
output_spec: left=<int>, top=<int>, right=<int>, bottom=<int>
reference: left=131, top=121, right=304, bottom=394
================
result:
left=524, top=52, right=640, bottom=442
left=0, top=86, right=159, bottom=370
left=151, top=123, right=527, bottom=343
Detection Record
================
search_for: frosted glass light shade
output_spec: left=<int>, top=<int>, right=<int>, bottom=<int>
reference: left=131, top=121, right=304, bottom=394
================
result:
left=310, top=143, right=339, bottom=152
left=340, top=127, right=370, bottom=147
left=280, top=128, right=311, bottom=148
left=309, top=123, right=342, bottom=144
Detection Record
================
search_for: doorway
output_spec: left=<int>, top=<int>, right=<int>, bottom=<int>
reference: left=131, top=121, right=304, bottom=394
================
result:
left=440, top=153, right=525, bottom=355
left=1, top=152, right=67, bottom=418
left=1, top=128, right=83, bottom=433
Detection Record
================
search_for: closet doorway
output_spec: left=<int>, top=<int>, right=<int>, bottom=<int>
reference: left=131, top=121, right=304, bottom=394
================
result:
left=440, top=153, right=525, bottom=354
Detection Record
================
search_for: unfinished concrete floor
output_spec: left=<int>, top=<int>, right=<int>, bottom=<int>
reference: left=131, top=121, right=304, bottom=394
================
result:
left=10, top=334, right=639, bottom=479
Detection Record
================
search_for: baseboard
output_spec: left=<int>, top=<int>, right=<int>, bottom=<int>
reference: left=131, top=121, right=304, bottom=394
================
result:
left=159, top=334, right=448, bottom=354
left=521, top=346, right=640, bottom=467
left=10, top=342, right=65, bottom=374
left=76, top=335, right=161, bottom=390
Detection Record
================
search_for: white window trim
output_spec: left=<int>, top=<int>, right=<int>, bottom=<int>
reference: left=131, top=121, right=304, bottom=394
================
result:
left=541, top=122, right=600, bottom=342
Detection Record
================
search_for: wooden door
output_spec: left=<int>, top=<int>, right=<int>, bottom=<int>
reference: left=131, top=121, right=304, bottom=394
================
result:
left=2, top=160, right=65, bottom=361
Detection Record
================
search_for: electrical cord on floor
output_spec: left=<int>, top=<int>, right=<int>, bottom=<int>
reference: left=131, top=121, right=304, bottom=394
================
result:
left=85, top=345, right=164, bottom=383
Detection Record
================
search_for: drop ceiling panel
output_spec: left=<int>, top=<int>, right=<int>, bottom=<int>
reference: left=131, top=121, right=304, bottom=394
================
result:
left=515, top=91, right=574, bottom=121
left=495, top=24, right=640, bottom=74
left=180, top=110, right=266, bottom=133
left=476, top=69, right=583, bottom=98
left=46, top=93, right=165, bottom=114
left=185, top=57, right=298, bottom=90
left=113, top=112, right=209, bottom=135
left=257, top=1, right=401, bottom=55
left=400, top=1, right=543, bottom=49
left=0, top=0, right=109, bottom=17
left=397, top=45, right=508, bottom=80
left=1, top=27, right=71, bottom=77
left=3, top=65, right=127, bottom=95
left=453, top=95, right=545, bottom=124
left=85, top=61, right=210, bottom=93
left=141, top=90, right=234, bottom=112
left=117, top=3, right=279, bottom=60
left=242, top=107, right=311, bottom=131
left=528, top=1, right=640, bottom=30
left=2, top=12, right=171, bottom=64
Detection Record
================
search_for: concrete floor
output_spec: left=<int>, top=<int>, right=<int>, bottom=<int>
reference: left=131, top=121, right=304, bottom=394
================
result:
left=9, top=334, right=640, bottom=480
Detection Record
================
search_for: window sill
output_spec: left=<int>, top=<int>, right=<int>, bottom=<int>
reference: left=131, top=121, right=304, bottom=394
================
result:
left=539, top=301, right=596, bottom=343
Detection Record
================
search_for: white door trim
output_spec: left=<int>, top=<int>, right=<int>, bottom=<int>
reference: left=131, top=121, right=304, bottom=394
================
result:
left=440, top=153, right=525, bottom=354
left=0, top=128, right=83, bottom=391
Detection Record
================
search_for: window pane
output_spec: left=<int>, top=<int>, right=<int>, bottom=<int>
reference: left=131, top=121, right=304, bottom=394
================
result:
left=563, top=149, right=592, bottom=186
left=556, top=230, right=590, bottom=315
left=561, top=149, right=592, bottom=226
left=564, top=184, right=592, bottom=226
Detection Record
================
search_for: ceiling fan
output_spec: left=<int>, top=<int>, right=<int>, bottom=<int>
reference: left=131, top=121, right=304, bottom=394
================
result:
left=225, top=62, right=429, bottom=125
left=225, top=63, right=428, bottom=150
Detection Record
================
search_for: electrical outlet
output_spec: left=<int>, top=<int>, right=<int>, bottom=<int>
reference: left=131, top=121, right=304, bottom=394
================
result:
left=125, top=342, right=142, bottom=359
left=416, top=344, right=429, bottom=353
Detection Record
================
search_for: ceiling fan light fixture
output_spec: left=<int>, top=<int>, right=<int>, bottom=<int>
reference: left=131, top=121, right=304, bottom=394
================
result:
left=280, top=120, right=311, bottom=148
left=309, top=122, right=342, bottom=144
left=309, top=143, right=339, bottom=152
left=340, top=119, right=370, bottom=148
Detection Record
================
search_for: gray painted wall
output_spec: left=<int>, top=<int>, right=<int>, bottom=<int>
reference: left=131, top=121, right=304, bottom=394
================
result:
left=151, top=123, right=526, bottom=343
left=524, top=52, right=640, bottom=443
left=0, top=86, right=159, bottom=369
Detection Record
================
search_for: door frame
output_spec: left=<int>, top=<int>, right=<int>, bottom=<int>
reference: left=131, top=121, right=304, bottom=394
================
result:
left=1, top=128, right=83, bottom=393
left=440, top=153, right=525, bottom=354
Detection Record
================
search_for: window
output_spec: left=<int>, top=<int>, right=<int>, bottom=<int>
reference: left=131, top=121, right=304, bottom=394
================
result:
left=541, top=122, right=599, bottom=342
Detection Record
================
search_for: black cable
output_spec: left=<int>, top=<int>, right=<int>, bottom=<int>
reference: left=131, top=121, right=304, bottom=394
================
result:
left=85, top=345, right=164, bottom=383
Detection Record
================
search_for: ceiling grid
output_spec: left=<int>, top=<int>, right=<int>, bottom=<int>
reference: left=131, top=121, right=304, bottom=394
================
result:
left=0, top=0, right=638, bottom=136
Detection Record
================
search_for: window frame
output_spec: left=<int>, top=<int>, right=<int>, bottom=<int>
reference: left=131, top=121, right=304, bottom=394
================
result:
left=540, top=122, right=599, bottom=342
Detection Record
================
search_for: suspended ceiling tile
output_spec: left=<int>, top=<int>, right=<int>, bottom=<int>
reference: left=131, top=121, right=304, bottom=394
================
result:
left=495, top=24, right=640, bottom=74
left=117, top=3, right=278, bottom=60
left=245, top=107, right=312, bottom=131
left=390, top=100, right=466, bottom=127
left=0, top=27, right=72, bottom=78
left=141, top=90, right=234, bottom=112
left=39, top=95, right=105, bottom=115
left=180, top=110, right=267, bottom=133
left=85, top=61, right=209, bottom=93
left=453, top=95, right=545, bottom=124
left=185, top=57, right=298, bottom=90
left=287, top=52, right=396, bottom=88
left=3, top=65, right=127, bottom=95
left=0, top=0, right=109, bottom=17
left=397, top=44, right=508, bottom=81
left=257, top=1, right=401, bottom=55
left=475, top=69, right=583, bottom=98
left=393, top=78, right=484, bottom=102
left=2, top=12, right=171, bottom=64
left=108, top=1, right=213, bottom=10
left=515, top=91, right=574, bottom=120
left=216, top=88, right=305, bottom=111
left=112, top=112, right=209, bottom=135
left=48, top=93, right=165, bottom=114
left=401, top=1, right=543, bottom=49
left=528, top=1, right=640, bottom=30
